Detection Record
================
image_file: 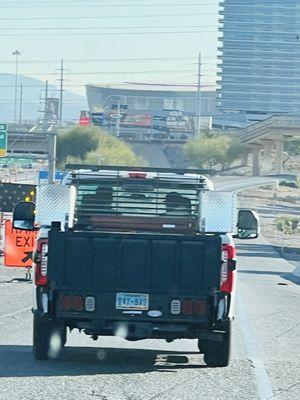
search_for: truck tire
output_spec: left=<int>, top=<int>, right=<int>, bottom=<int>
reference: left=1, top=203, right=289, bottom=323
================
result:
left=33, top=313, right=66, bottom=360
left=201, top=323, right=231, bottom=368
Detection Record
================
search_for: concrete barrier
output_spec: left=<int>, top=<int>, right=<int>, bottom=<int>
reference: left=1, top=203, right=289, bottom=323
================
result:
left=292, top=263, right=300, bottom=280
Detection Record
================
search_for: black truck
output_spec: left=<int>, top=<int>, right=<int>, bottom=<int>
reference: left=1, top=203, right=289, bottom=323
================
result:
left=13, top=165, right=258, bottom=367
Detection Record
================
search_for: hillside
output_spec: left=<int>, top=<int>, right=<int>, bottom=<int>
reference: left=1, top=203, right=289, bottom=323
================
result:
left=0, top=74, right=87, bottom=122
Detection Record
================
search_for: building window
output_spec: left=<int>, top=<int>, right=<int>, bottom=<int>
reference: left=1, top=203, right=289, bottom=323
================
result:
left=174, top=99, right=184, bottom=111
left=133, top=97, right=146, bottom=110
left=163, top=98, right=175, bottom=110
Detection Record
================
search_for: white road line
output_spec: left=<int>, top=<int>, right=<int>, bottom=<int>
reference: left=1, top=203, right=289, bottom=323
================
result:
left=237, top=294, right=274, bottom=400
left=0, top=306, right=31, bottom=320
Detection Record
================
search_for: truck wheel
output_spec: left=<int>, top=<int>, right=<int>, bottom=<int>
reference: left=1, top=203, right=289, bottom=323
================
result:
left=202, top=324, right=231, bottom=368
left=33, top=313, right=66, bottom=360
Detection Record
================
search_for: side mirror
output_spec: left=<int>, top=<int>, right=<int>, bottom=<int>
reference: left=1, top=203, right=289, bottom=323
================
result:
left=13, top=201, right=37, bottom=231
left=236, top=209, right=259, bottom=239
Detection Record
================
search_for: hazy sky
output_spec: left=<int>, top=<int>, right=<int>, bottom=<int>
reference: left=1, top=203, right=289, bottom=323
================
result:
left=0, top=0, right=219, bottom=95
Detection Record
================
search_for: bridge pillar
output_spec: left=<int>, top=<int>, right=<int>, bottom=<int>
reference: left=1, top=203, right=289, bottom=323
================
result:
left=252, top=147, right=261, bottom=176
left=241, top=152, right=249, bottom=167
left=261, top=141, right=275, bottom=174
left=275, top=140, right=284, bottom=174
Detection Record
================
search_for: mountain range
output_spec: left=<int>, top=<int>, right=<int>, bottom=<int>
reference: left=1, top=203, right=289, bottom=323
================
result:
left=0, top=74, right=87, bottom=122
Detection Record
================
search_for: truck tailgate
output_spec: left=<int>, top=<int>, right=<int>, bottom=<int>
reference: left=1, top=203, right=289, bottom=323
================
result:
left=48, top=230, right=222, bottom=296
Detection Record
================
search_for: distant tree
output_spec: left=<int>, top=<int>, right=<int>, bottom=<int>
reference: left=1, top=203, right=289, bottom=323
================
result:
left=184, top=135, right=247, bottom=169
left=57, top=126, right=144, bottom=167
left=57, top=126, right=100, bottom=165
left=284, top=140, right=300, bottom=156
left=85, top=131, right=144, bottom=166
left=225, top=139, right=248, bottom=165
left=184, top=135, right=231, bottom=168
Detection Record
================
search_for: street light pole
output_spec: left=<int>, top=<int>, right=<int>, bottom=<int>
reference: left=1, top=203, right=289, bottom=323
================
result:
left=196, top=51, right=202, bottom=137
left=12, top=50, right=21, bottom=127
left=59, top=58, right=64, bottom=127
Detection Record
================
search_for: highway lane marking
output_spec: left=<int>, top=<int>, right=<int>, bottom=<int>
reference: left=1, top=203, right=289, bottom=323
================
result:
left=0, top=305, right=31, bottom=320
left=237, top=294, right=274, bottom=400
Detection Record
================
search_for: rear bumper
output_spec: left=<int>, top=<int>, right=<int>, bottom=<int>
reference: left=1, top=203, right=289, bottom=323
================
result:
left=56, top=315, right=229, bottom=340
left=36, top=288, right=230, bottom=340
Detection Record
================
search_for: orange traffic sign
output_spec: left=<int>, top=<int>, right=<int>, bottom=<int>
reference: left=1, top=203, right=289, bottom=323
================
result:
left=4, top=220, right=37, bottom=268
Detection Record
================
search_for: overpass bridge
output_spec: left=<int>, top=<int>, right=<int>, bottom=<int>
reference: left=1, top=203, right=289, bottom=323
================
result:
left=238, top=115, right=300, bottom=175
left=8, top=131, right=48, bottom=157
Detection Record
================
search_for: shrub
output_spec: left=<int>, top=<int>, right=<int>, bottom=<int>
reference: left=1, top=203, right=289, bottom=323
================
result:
left=276, top=215, right=299, bottom=233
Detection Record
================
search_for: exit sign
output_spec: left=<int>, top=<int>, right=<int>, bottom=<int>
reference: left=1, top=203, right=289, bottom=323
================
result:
left=0, top=125, right=8, bottom=157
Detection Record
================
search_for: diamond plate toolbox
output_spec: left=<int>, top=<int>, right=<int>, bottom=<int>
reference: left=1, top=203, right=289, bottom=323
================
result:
left=199, top=191, right=237, bottom=233
left=35, top=185, right=76, bottom=228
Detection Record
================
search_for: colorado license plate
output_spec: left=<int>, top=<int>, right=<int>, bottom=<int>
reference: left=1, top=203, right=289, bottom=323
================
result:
left=116, top=293, right=149, bottom=310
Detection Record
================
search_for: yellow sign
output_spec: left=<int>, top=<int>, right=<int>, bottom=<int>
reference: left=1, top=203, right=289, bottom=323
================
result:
left=0, top=129, right=7, bottom=158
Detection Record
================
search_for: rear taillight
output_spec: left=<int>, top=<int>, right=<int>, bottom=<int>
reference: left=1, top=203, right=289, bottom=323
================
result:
left=73, top=296, right=84, bottom=312
left=182, top=300, right=193, bottom=316
left=170, top=299, right=207, bottom=316
left=220, top=243, right=236, bottom=293
left=60, top=295, right=96, bottom=312
left=193, top=300, right=207, bottom=316
left=34, top=239, right=48, bottom=286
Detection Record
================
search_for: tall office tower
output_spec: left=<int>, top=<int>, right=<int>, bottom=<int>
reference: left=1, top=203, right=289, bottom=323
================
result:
left=217, top=0, right=300, bottom=116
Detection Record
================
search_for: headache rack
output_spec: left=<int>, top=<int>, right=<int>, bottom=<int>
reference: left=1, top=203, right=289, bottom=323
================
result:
left=35, top=165, right=236, bottom=235
left=66, top=165, right=210, bottom=233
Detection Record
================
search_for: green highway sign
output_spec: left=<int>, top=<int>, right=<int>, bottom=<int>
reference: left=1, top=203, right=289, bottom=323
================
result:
left=0, top=124, right=8, bottom=157
left=0, top=157, right=33, bottom=165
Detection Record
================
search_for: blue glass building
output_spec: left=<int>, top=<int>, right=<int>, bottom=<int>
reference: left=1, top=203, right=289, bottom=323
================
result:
left=217, top=0, right=300, bottom=115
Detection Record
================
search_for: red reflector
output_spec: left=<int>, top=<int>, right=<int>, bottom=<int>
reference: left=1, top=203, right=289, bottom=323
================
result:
left=193, top=300, right=206, bottom=316
left=61, top=295, right=72, bottom=312
left=128, top=172, right=147, bottom=179
left=182, top=300, right=193, bottom=316
left=72, top=296, right=84, bottom=312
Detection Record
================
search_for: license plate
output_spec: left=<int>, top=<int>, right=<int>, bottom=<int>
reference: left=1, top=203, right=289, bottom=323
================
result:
left=116, top=293, right=149, bottom=310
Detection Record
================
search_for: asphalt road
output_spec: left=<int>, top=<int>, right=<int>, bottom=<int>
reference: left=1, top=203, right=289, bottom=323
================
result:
left=0, top=176, right=299, bottom=400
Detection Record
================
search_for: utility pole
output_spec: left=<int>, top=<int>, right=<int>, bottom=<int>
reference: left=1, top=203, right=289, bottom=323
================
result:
left=12, top=49, right=21, bottom=127
left=44, top=79, right=56, bottom=184
left=59, top=58, right=64, bottom=127
left=43, top=80, right=49, bottom=128
left=48, top=126, right=57, bottom=184
left=116, top=98, right=121, bottom=138
left=18, top=82, right=23, bottom=128
left=196, top=51, right=202, bottom=137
